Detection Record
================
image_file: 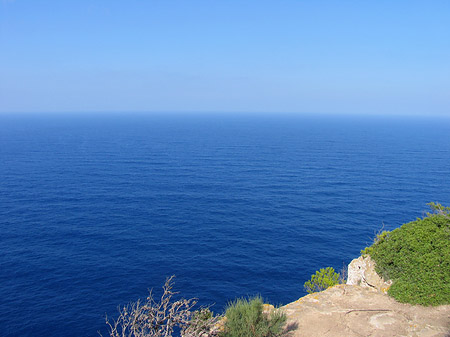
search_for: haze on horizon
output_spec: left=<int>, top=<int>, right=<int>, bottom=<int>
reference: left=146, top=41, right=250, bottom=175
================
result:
left=0, top=0, right=449, bottom=117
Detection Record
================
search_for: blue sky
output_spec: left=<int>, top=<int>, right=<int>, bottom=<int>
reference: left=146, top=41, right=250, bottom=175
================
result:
left=0, top=0, right=449, bottom=115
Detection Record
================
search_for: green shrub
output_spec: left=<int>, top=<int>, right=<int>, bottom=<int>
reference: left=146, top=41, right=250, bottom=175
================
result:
left=303, top=267, right=340, bottom=294
left=222, top=296, right=286, bottom=337
left=361, top=230, right=390, bottom=255
left=364, top=203, right=450, bottom=306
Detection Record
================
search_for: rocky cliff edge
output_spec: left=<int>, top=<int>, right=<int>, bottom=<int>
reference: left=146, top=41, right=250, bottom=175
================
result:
left=279, top=256, right=450, bottom=337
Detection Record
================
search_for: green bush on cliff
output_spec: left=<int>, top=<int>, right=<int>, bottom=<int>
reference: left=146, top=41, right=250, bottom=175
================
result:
left=361, top=230, right=390, bottom=256
left=364, top=202, right=450, bottom=306
left=303, top=267, right=340, bottom=294
left=222, top=296, right=287, bottom=337
left=105, top=278, right=287, bottom=337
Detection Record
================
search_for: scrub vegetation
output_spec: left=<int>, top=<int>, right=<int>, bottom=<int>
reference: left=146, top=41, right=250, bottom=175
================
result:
left=303, top=267, right=340, bottom=294
left=104, top=203, right=450, bottom=337
left=222, top=296, right=287, bottom=337
left=363, top=202, right=450, bottom=306
left=104, top=278, right=287, bottom=337
left=103, top=276, right=222, bottom=337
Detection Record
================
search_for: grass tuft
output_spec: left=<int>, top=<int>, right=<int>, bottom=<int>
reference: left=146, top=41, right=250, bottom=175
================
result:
left=223, top=296, right=287, bottom=337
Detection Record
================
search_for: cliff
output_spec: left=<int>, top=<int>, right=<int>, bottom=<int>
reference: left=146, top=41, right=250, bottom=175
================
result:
left=280, top=256, right=450, bottom=337
left=282, top=284, right=450, bottom=337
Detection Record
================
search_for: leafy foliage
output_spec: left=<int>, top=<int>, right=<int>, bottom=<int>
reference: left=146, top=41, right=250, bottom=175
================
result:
left=303, top=267, right=340, bottom=294
left=426, top=201, right=450, bottom=217
left=361, top=230, right=390, bottom=255
left=364, top=203, right=450, bottom=306
left=222, top=296, right=287, bottom=337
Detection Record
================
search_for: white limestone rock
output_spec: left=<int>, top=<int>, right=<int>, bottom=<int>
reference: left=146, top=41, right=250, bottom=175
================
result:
left=347, top=255, right=392, bottom=293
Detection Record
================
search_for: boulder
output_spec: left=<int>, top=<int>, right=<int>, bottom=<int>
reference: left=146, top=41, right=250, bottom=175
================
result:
left=347, top=255, right=392, bottom=293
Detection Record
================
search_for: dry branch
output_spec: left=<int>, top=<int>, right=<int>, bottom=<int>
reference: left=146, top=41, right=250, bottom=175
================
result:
left=102, top=276, right=222, bottom=337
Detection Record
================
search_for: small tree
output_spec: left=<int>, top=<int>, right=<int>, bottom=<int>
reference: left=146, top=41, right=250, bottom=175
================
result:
left=103, top=276, right=221, bottom=337
left=303, top=267, right=340, bottom=294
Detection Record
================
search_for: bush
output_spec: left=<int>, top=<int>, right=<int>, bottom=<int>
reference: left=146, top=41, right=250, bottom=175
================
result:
left=189, top=308, right=219, bottom=336
left=222, top=296, right=287, bottom=337
left=303, top=267, right=340, bottom=294
left=103, top=276, right=222, bottom=337
left=360, top=230, right=390, bottom=256
left=364, top=203, right=450, bottom=306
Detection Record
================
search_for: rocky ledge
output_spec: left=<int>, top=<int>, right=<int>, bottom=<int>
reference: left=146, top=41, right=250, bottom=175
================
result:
left=279, top=256, right=450, bottom=337
left=282, top=284, right=450, bottom=337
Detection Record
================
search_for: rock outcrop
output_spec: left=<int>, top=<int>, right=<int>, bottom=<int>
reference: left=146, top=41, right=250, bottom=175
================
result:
left=282, top=284, right=450, bottom=337
left=347, top=255, right=392, bottom=293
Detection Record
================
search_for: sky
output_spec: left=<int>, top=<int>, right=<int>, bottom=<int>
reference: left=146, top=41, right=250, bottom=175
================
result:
left=0, top=0, right=449, bottom=116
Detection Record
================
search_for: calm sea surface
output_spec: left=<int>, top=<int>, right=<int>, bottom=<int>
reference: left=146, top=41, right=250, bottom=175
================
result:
left=1, top=113, right=449, bottom=336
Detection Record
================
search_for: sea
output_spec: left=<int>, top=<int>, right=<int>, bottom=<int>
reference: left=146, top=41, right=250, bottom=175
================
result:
left=0, top=112, right=449, bottom=337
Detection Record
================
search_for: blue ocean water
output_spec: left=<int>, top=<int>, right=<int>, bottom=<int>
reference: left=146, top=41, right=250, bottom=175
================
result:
left=0, top=113, right=449, bottom=337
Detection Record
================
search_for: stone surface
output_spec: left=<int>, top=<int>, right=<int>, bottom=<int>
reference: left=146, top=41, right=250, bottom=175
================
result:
left=347, top=255, right=392, bottom=293
left=262, top=303, right=275, bottom=315
left=281, top=284, right=450, bottom=337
